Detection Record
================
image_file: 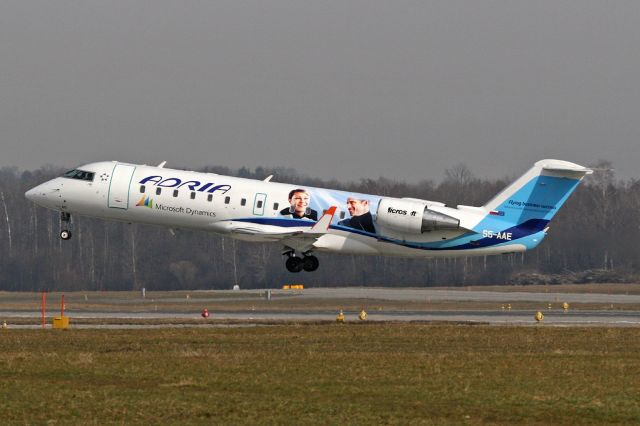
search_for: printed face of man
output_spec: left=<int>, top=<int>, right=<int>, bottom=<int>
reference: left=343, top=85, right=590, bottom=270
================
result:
left=290, top=191, right=310, bottom=215
left=346, top=197, right=369, bottom=217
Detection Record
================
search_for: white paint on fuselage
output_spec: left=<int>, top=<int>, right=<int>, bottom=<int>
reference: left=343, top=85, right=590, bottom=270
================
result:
left=25, top=161, right=515, bottom=257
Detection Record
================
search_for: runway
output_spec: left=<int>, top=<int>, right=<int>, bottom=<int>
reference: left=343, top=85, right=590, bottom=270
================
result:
left=288, top=287, right=640, bottom=304
left=4, top=309, right=640, bottom=328
left=1, top=287, right=639, bottom=327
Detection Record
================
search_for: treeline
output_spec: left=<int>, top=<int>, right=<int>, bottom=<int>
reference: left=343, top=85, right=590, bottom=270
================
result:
left=0, top=160, right=639, bottom=291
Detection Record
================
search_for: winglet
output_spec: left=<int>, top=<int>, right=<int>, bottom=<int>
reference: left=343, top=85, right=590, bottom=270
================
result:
left=309, top=206, right=337, bottom=233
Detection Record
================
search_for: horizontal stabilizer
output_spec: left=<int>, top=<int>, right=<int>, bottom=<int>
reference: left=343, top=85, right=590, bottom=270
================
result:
left=228, top=206, right=337, bottom=241
left=538, top=159, right=593, bottom=178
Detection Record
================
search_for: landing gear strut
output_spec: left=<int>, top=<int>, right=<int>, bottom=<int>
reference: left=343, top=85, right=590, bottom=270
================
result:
left=60, top=212, right=72, bottom=240
left=284, top=251, right=319, bottom=273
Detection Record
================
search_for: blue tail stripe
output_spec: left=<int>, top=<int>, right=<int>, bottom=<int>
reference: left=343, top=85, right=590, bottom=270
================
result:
left=230, top=217, right=548, bottom=251
left=234, top=217, right=315, bottom=228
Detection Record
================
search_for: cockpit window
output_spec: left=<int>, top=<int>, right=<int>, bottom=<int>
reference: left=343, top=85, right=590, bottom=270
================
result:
left=62, top=169, right=95, bottom=182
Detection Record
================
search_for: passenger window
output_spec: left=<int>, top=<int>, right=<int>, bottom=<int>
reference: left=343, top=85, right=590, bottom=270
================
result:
left=190, top=192, right=196, bottom=200
left=140, top=185, right=146, bottom=194
left=224, top=196, right=230, bottom=204
left=257, top=200, right=263, bottom=208
left=273, top=203, right=279, bottom=210
left=240, top=198, right=246, bottom=206
left=173, top=190, right=178, bottom=197
left=340, top=211, right=345, bottom=219
left=207, top=194, right=213, bottom=202
left=156, top=188, right=162, bottom=195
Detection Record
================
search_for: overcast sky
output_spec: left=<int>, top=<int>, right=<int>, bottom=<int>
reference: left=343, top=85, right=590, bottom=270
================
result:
left=1, top=1, right=639, bottom=182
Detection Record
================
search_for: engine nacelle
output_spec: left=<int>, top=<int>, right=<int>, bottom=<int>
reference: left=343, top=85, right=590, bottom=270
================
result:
left=376, top=198, right=460, bottom=234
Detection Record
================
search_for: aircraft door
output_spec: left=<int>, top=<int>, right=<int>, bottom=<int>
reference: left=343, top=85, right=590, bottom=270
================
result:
left=253, top=193, right=267, bottom=216
left=108, top=164, right=136, bottom=209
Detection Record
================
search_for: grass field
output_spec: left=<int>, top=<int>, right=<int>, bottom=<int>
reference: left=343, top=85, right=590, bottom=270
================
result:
left=1, top=324, right=639, bottom=424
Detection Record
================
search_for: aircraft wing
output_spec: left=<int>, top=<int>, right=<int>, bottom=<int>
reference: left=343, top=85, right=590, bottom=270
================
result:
left=228, top=207, right=337, bottom=250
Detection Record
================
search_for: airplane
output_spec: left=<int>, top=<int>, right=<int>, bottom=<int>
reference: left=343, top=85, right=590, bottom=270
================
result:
left=25, top=159, right=592, bottom=272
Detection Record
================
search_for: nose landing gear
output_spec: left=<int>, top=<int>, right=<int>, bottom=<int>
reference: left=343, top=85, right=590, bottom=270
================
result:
left=60, top=212, right=72, bottom=240
left=284, top=251, right=319, bottom=273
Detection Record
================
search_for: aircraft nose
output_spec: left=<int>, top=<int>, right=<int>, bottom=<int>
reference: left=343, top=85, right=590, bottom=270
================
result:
left=25, top=182, right=59, bottom=206
left=25, top=186, right=41, bottom=202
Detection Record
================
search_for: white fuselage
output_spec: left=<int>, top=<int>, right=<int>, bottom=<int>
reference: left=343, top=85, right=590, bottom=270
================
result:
left=28, top=158, right=595, bottom=268
left=25, top=161, right=530, bottom=259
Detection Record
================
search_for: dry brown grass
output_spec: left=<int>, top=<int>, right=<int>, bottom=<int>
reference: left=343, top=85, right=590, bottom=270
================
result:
left=0, top=324, right=639, bottom=424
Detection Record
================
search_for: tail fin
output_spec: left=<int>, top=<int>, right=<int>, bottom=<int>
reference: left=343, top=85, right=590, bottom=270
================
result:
left=482, top=159, right=592, bottom=226
left=441, top=159, right=592, bottom=252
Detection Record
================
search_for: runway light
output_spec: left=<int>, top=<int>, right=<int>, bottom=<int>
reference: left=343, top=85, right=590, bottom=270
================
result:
left=535, top=311, right=544, bottom=322
left=507, top=304, right=512, bottom=311
left=336, top=310, right=345, bottom=323
left=201, top=308, right=209, bottom=318
left=548, top=303, right=552, bottom=310
left=358, top=309, right=367, bottom=321
left=563, top=302, right=569, bottom=311
left=2, top=321, right=7, bottom=329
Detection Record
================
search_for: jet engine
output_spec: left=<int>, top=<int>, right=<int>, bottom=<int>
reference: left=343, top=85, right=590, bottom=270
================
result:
left=376, top=198, right=460, bottom=234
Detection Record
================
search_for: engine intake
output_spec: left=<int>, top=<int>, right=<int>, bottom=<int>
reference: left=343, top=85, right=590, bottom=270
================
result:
left=376, top=198, right=460, bottom=234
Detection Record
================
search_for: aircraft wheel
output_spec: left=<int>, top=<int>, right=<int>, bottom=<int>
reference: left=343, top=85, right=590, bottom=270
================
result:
left=285, top=257, right=304, bottom=273
left=303, top=255, right=319, bottom=272
left=60, top=230, right=72, bottom=240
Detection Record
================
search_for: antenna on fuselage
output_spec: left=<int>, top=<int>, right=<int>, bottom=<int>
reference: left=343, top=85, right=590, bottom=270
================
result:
left=263, top=175, right=273, bottom=182
left=157, top=161, right=167, bottom=168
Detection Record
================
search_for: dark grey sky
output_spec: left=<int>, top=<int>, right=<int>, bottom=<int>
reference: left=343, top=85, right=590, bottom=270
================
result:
left=1, top=1, right=639, bottom=182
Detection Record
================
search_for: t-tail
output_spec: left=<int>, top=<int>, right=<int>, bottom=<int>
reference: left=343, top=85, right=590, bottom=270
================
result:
left=473, top=159, right=592, bottom=250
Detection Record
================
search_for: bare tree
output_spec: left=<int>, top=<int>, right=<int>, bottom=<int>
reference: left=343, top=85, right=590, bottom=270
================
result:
left=0, top=191, right=12, bottom=257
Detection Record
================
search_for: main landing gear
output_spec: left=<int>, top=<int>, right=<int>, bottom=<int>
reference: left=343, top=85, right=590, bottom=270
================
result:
left=284, top=251, right=319, bottom=273
left=60, top=212, right=72, bottom=240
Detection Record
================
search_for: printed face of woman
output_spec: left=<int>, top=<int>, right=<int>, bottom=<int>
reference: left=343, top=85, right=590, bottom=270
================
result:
left=290, top=191, right=310, bottom=216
